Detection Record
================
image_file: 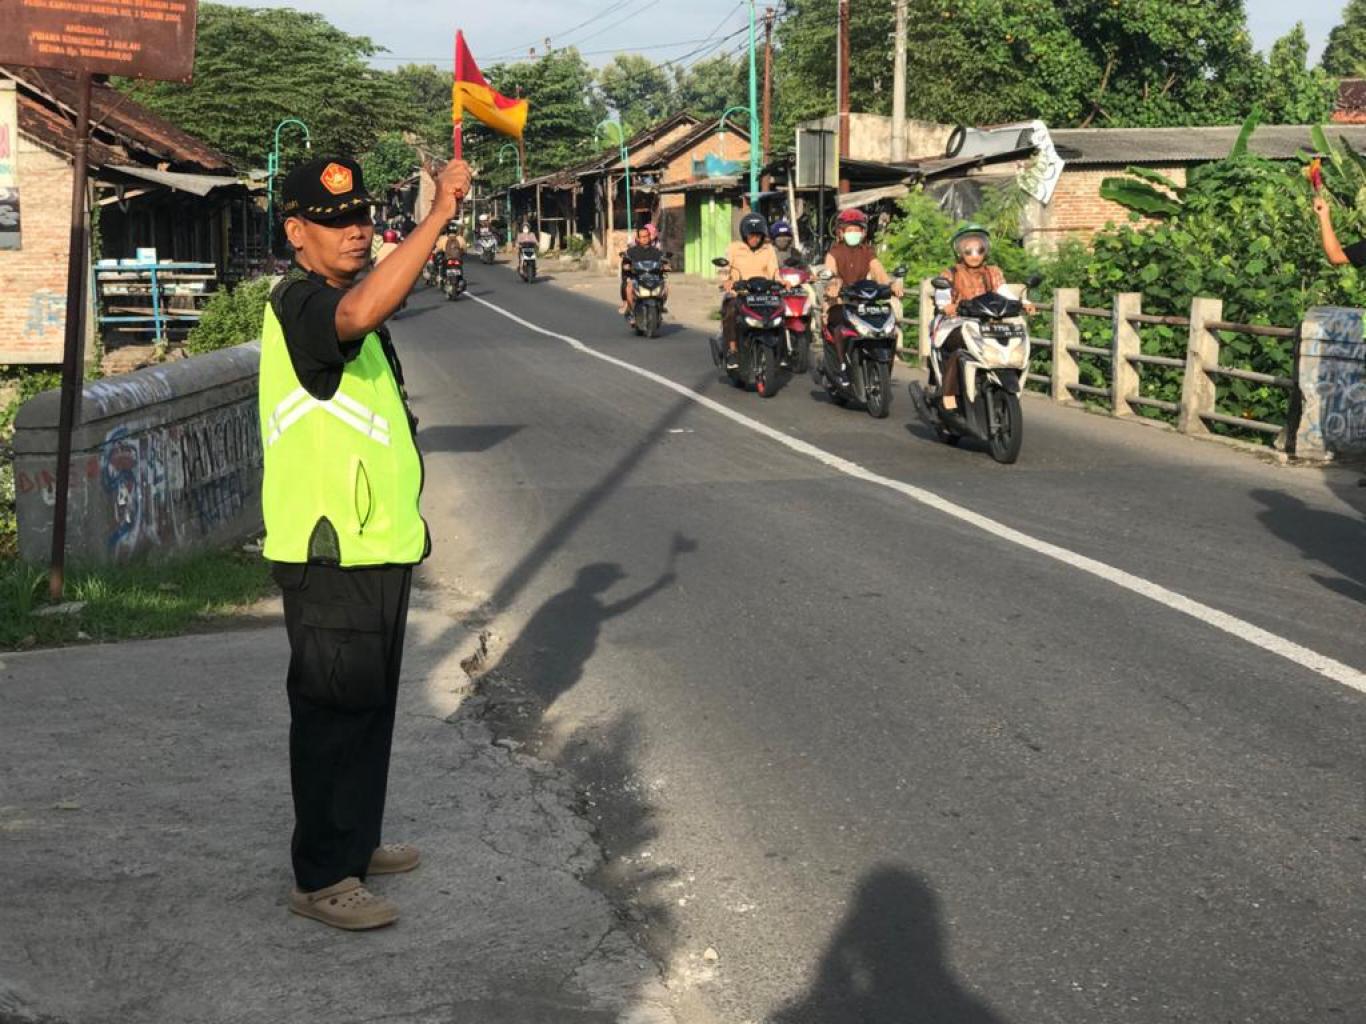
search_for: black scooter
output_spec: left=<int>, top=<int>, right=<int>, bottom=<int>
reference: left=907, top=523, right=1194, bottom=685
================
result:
left=813, top=268, right=906, bottom=419
left=708, top=258, right=786, bottom=398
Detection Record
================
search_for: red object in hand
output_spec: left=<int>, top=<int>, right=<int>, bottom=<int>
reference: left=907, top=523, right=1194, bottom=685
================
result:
left=1307, top=157, right=1324, bottom=192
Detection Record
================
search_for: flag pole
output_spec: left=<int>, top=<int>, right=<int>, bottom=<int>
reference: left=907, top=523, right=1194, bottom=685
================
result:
left=453, top=31, right=464, bottom=159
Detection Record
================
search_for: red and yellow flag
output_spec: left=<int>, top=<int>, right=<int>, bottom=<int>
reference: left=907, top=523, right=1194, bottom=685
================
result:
left=453, top=31, right=528, bottom=143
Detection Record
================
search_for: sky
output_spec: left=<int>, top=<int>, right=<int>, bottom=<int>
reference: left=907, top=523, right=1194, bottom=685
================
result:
left=222, top=0, right=1344, bottom=71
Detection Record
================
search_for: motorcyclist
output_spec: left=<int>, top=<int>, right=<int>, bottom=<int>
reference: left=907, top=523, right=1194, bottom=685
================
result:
left=822, top=208, right=902, bottom=387
left=515, top=222, right=538, bottom=247
left=443, top=220, right=466, bottom=261
left=769, top=219, right=797, bottom=260
left=936, top=223, right=1031, bottom=410
left=720, top=211, right=781, bottom=370
left=620, top=223, right=669, bottom=324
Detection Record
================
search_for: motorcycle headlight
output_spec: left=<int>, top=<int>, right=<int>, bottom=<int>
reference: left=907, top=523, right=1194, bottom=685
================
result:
left=744, top=316, right=767, bottom=328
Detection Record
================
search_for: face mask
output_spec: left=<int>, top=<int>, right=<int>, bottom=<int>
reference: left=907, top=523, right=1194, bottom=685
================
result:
left=774, top=237, right=792, bottom=251
left=843, top=230, right=864, bottom=246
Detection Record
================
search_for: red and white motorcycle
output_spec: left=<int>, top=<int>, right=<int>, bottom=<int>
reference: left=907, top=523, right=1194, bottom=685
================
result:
left=777, top=260, right=816, bottom=374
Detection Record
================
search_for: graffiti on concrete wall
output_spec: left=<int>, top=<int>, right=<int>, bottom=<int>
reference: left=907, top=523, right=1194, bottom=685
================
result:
left=1297, top=307, right=1366, bottom=459
left=97, top=402, right=261, bottom=556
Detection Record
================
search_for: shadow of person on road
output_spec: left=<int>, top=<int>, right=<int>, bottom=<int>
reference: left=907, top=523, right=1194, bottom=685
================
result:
left=769, top=866, right=1006, bottom=1024
left=496, top=533, right=695, bottom=711
left=1250, top=487, right=1366, bottom=604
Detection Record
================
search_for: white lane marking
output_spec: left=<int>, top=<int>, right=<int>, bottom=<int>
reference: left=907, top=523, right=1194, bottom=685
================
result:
left=468, top=293, right=1366, bottom=695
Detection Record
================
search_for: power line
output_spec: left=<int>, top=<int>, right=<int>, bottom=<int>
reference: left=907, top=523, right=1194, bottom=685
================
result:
left=485, top=0, right=642, bottom=60
left=368, top=36, right=738, bottom=64
left=568, top=0, right=666, bottom=49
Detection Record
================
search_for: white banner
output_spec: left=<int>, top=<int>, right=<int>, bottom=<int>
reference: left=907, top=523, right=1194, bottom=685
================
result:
left=0, top=80, right=20, bottom=251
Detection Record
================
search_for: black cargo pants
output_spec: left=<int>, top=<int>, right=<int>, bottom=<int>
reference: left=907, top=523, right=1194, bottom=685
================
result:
left=272, top=562, right=412, bottom=892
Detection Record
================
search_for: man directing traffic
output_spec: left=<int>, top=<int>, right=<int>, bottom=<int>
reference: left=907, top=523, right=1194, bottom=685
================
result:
left=260, top=155, right=471, bottom=930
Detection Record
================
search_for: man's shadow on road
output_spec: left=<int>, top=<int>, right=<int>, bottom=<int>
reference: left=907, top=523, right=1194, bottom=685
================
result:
left=770, top=865, right=1006, bottom=1024
left=495, top=533, right=695, bottom=711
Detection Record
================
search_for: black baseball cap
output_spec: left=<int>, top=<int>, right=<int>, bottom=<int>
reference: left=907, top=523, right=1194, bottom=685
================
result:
left=280, top=156, right=377, bottom=222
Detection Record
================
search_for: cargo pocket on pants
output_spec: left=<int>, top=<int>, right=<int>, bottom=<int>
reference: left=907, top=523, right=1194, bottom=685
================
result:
left=296, top=601, right=388, bottom=712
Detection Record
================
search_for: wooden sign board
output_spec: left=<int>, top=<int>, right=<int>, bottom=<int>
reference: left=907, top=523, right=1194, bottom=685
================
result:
left=0, top=0, right=199, bottom=82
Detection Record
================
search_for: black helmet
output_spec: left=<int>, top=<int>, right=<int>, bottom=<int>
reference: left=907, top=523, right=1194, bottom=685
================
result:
left=739, top=212, right=768, bottom=241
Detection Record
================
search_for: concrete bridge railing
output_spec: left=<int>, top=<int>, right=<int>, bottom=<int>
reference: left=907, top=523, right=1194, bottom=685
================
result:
left=14, top=342, right=263, bottom=565
left=915, top=282, right=1366, bottom=461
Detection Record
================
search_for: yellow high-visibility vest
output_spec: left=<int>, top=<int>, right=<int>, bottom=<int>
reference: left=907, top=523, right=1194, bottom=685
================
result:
left=257, top=299, right=427, bottom=566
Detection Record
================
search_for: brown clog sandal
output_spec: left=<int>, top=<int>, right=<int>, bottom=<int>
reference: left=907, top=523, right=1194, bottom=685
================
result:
left=289, top=877, right=398, bottom=931
left=368, top=843, right=421, bottom=876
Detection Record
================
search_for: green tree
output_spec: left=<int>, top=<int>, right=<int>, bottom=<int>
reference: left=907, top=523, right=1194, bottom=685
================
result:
left=772, top=0, right=1274, bottom=140
left=1056, top=0, right=1263, bottom=126
left=1258, top=24, right=1335, bottom=125
left=392, top=63, right=456, bottom=155
left=673, top=54, right=745, bottom=122
left=361, top=132, right=419, bottom=194
left=1322, top=0, right=1366, bottom=76
left=597, top=54, right=675, bottom=133
left=771, top=0, right=895, bottom=147
left=903, top=0, right=1096, bottom=127
left=116, top=4, right=410, bottom=167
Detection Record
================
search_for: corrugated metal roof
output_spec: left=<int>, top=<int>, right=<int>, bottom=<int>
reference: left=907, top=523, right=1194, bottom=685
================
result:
left=3, top=65, right=238, bottom=173
left=106, top=166, right=246, bottom=196
left=1049, top=125, right=1366, bottom=165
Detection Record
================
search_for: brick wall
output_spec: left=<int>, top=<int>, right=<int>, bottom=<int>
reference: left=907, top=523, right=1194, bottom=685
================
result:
left=1025, top=165, right=1188, bottom=248
left=661, top=130, right=750, bottom=185
left=0, top=136, right=73, bottom=364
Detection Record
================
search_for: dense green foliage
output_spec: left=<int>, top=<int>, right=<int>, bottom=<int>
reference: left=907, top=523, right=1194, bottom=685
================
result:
left=116, top=5, right=413, bottom=168
left=1322, top=0, right=1366, bottom=77
left=770, top=1, right=1331, bottom=143
left=186, top=278, right=273, bottom=355
left=1261, top=25, right=1336, bottom=126
left=361, top=132, right=421, bottom=194
left=598, top=55, right=677, bottom=134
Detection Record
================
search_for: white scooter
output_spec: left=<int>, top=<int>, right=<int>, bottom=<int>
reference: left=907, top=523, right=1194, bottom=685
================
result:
left=908, top=274, right=1039, bottom=464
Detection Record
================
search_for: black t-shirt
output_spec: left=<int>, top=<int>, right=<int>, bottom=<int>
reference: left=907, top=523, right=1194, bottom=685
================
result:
left=1345, top=239, right=1366, bottom=268
left=624, top=244, right=664, bottom=271
left=270, top=267, right=363, bottom=401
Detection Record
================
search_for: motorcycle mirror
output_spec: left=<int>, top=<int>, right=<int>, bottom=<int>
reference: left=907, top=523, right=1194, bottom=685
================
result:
left=1025, top=273, right=1044, bottom=288
left=893, top=265, right=908, bottom=278
left=931, top=276, right=952, bottom=290
left=712, top=257, right=730, bottom=268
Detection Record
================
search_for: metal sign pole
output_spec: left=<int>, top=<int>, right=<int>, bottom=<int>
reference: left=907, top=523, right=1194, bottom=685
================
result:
left=48, top=71, right=93, bottom=601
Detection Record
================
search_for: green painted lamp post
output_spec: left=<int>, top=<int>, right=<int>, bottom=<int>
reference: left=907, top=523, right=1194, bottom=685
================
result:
left=266, top=118, right=312, bottom=236
left=746, top=0, right=759, bottom=207
left=595, top=118, right=632, bottom=233
left=497, top=142, right=523, bottom=244
left=717, top=105, right=756, bottom=209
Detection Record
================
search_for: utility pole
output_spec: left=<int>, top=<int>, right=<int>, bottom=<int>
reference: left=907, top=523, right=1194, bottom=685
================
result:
left=837, top=0, right=850, bottom=193
left=762, top=6, right=774, bottom=165
left=747, top=0, right=760, bottom=207
left=891, top=0, right=907, bottom=163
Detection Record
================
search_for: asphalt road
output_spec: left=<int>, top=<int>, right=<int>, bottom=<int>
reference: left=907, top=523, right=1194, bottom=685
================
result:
left=391, top=261, right=1366, bottom=1024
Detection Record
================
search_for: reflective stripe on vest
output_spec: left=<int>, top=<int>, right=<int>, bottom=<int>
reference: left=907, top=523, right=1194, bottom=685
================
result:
left=266, top=386, right=392, bottom=448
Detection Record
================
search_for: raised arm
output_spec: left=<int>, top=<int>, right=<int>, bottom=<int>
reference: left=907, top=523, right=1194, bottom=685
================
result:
left=334, top=161, right=471, bottom=339
left=1315, top=196, right=1352, bottom=267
